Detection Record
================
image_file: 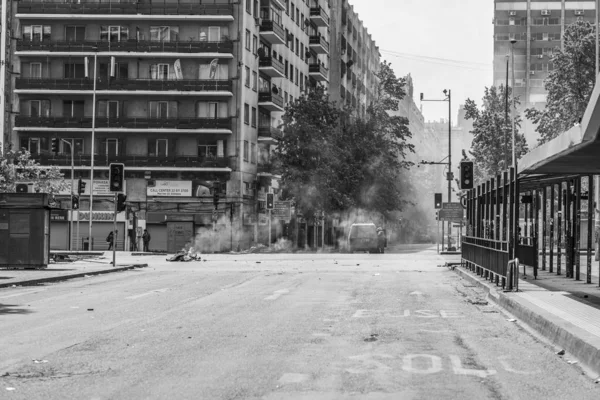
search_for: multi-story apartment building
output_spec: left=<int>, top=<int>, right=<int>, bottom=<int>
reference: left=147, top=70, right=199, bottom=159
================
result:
left=493, top=0, right=596, bottom=143
left=329, top=0, right=380, bottom=115
left=6, top=0, right=332, bottom=252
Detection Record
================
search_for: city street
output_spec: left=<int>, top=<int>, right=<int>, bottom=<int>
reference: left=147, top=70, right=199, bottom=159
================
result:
left=1, top=246, right=599, bottom=399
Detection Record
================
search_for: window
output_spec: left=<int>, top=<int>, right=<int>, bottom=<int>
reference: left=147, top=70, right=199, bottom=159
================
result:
left=285, top=29, right=290, bottom=47
left=150, top=26, right=179, bottom=42
left=291, top=3, right=295, bottom=21
left=286, top=0, right=289, bottom=14
left=148, top=101, right=174, bottom=118
left=29, top=63, right=42, bottom=78
left=63, top=100, right=85, bottom=117
left=296, top=8, right=300, bottom=25
left=246, top=0, right=251, bottom=14
left=243, top=140, right=249, bottom=161
left=64, top=63, right=86, bottom=78
left=295, top=38, right=299, bottom=56
left=251, top=143, right=256, bottom=164
left=245, top=66, right=251, bottom=87
left=252, top=71, right=258, bottom=91
left=284, top=91, right=288, bottom=104
left=197, top=101, right=227, bottom=118
left=60, top=138, right=84, bottom=155
left=300, top=72, right=304, bottom=90
left=284, top=60, right=289, bottom=78
left=244, top=103, right=250, bottom=125
left=29, top=100, right=50, bottom=117
left=199, top=26, right=227, bottom=42
left=21, top=138, right=41, bottom=154
left=253, top=0, right=258, bottom=17
left=198, top=61, right=228, bottom=80
left=100, top=26, right=129, bottom=42
left=97, top=100, right=120, bottom=118
left=251, top=107, right=257, bottom=127
left=290, top=34, right=294, bottom=52
left=289, top=63, right=293, bottom=82
left=252, top=35, right=258, bottom=54
left=105, top=139, right=119, bottom=156
left=22, top=25, right=51, bottom=41
left=300, top=43, right=304, bottom=60
left=65, top=26, right=85, bottom=42
left=198, top=143, right=218, bottom=158
left=295, top=67, right=299, bottom=85
left=148, top=139, right=168, bottom=157
left=245, top=30, right=251, bottom=50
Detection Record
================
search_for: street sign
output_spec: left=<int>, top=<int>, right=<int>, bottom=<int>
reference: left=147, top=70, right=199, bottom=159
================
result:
left=439, top=208, right=464, bottom=221
left=442, top=202, right=462, bottom=210
left=271, top=201, right=292, bottom=220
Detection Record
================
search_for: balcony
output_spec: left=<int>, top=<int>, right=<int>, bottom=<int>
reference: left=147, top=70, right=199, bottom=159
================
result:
left=15, top=116, right=233, bottom=132
left=16, top=40, right=234, bottom=56
left=309, top=6, right=330, bottom=28
left=30, top=153, right=230, bottom=169
left=258, top=91, right=284, bottom=112
left=308, top=63, right=329, bottom=82
left=259, top=19, right=286, bottom=45
left=309, top=35, right=329, bottom=54
left=15, top=78, right=233, bottom=95
left=257, top=162, right=281, bottom=177
left=270, top=0, right=286, bottom=10
left=16, top=1, right=234, bottom=21
left=258, top=57, right=285, bottom=78
left=258, top=125, right=283, bottom=142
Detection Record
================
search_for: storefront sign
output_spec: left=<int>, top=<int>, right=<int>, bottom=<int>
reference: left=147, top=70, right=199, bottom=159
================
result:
left=78, top=211, right=124, bottom=221
left=147, top=180, right=192, bottom=197
left=50, top=210, right=69, bottom=221
left=56, top=179, right=123, bottom=196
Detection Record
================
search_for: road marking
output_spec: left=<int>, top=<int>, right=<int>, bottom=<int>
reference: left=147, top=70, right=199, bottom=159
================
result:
left=402, top=354, right=443, bottom=374
left=346, top=354, right=393, bottom=374
left=264, top=289, right=290, bottom=301
left=449, top=355, right=497, bottom=378
left=0, top=288, right=47, bottom=299
left=409, top=291, right=425, bottom=300
left=278, top=373, right=310, bottom=384
left=498, top=356, right=541, bottom=374
left=126, top=288, right=169, bottom=300
left=352, top=309, right=464, bottom=318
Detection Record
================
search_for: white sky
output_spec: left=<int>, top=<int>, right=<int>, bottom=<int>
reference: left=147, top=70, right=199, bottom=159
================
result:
left=350, top=0, right=494, bottom=123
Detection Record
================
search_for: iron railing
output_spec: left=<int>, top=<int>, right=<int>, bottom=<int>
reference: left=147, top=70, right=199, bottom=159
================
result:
left=31, top=154, right=230, bottom=168
left=17, top=1, right=234, bottom=16
left=16, top=78, right=233, bottom=92
left=15, top=116, right=232, bottom=130
left=16, top=40, right=234, bottom=54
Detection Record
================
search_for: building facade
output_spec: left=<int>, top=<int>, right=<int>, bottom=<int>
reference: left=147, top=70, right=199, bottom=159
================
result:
left=7, top=0, right=332, bottom=252
left=493, top=0, right=597, bottom=143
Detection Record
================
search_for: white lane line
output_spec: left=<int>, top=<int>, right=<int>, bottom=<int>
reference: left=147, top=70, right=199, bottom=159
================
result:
left=264, top=289, right=289, bottom=301
left=278, top=373, right=310, bottom=384
left=126, top=288, right=169, bottom=300
left=0, top=288, right=47, bottom=299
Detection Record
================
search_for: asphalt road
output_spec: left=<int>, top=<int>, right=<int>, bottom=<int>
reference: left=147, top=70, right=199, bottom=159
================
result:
left=1, top=246, right=599, bottom=399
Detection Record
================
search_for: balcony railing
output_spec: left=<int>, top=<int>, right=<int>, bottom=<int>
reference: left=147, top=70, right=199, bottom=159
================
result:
left=15, top=116, right=232, bottom=130
left=16, top=40, right=234, bottom=54
left=309, top=35, right=329, bottom=53
left=16, top=78, right=233, bottom=92
left=308, top=63, right=329, bottom=81
left=258, top=125, right=283, bottom=140
left=259, top=19, right=286, bottom=44
left=258, top=57, right=285, bottom=76
left=30, top=153, right=230, bottom=168
left=309, top=6, right=330, bottom=27
left=257, top=162, right=278, bottom=175
left=258, top=91, right=284, bottom=110
left=17, top=1, right=234, bottom=17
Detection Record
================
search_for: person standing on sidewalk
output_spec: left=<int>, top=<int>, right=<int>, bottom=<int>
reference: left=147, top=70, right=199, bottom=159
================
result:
left=142, top=229, right=151, bottom=252
left=107, top=230, right=117, bottom=251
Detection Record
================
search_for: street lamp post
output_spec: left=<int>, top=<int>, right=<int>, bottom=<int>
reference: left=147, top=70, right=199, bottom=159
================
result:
left=510, top=40, right=517, bottom=168
left=87, top=49, right=98, bottom=250
left=61, top=139, right=75, bottom=251
left=421, top=90, right=453, bottom=251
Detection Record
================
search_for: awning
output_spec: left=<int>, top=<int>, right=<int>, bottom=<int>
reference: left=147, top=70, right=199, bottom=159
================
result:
left=519, top=77, right=600, bottom=175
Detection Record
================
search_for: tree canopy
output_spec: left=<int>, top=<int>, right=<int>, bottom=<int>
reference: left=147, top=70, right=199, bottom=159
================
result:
left=525, top=20, right=596, bottom=145
left=0, top=149, right=66, bottom=194
left=273, top=61, right=414, bottom=219
left=464, top=85, right=528, bottom=181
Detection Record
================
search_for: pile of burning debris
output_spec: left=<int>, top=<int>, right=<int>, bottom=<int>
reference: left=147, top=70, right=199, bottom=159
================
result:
left=166, top=247, right=203, bottom=262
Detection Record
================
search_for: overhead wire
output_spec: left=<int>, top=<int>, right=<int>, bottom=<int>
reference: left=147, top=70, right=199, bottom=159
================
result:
left=380, top=49, right=492, bottom=71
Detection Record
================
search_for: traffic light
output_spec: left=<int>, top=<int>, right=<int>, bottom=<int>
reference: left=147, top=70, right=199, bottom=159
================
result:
left=266, top=193, right=274, bottom=210
left=77, top=178, right=86, bottom=195
left=51, top=138, right=59, bottom=153
left=109, top=163, right=125, bottom=192
left=213, top=182, right=220, bottom=208
left=434, top=193, right=442, bottom=209
left=116, top=193, right=127, bottom=212
left=460, top=161, right=474, bottom=190
left=72, top=195, right=79, bottom=210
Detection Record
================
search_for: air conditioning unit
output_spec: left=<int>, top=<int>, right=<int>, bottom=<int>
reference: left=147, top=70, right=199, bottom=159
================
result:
left=509, top=11, right=517, bottom=16
left=254, top=17, right=262, bottom=27
left=538, top=55, right=544, bottom=59
left=541, top=10, right=550, bottom=16
left=530, top=70, right=535, bottom=75
left=15, top=182, right=34, bottom=193
left=575, top=10, right=584, bottom=16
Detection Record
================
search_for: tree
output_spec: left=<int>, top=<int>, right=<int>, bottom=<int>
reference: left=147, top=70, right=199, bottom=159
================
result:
left=0, top=149, right=66, bottom=194
left=525, top=20, right=596, bottom=145
left=464, top=85, right=528, bottom=181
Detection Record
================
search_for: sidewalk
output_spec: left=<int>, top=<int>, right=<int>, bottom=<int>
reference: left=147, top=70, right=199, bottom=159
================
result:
left=0, top=252, right=149, bottom=289
left=451, top=258, right=600, bottom=377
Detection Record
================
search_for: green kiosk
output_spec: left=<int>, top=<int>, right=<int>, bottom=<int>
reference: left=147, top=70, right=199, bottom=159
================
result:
left=0, top=193, right=51, bottom=269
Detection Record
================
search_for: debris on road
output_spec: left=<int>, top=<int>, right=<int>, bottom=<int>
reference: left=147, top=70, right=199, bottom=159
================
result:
left=166, top=249, right=202, bottom=262
left=87, top=308, right=94, bottom=311
left=32, top=360, right=48, bottom=364
left=364, top=334, right=378, bottom=342
left=556, top=349, right=565, bottom=356
left=6, top=387, right=16, bottom=391
left=567, top=360, right=578, bottom=365
left=507, top=318, right=517, bottom=322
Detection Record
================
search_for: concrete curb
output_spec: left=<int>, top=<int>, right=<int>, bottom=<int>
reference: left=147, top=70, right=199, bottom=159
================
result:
left=0, top=264, right=148, bottom=288
left=453, top=266, right=600, bottom=377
